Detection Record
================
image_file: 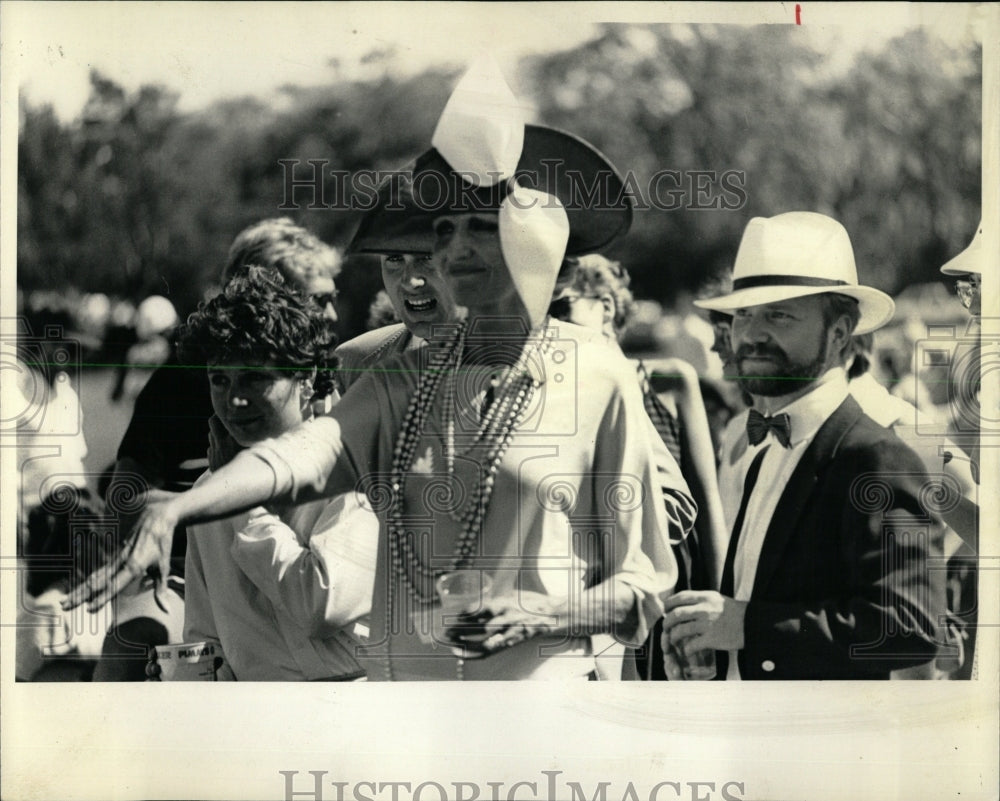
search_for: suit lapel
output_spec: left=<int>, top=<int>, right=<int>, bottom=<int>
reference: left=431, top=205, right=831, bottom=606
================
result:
left=750, top=396, right=865, bottom=599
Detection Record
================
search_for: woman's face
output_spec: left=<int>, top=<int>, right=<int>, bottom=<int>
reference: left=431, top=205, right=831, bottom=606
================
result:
left=431, top=213, right=514, bottom=311
left=207, top=361, right=309, bottom=446
left=380, top=254, right=460, bottom=339
left=561, top=292, right=610, bottom=333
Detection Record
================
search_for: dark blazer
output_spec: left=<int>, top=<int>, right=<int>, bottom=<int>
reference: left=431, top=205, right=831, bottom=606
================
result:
left=723, top=396, right=946, bottom=680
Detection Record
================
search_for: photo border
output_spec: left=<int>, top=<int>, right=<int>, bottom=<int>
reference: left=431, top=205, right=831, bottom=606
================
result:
left=1, top=3, right=997, bottom=800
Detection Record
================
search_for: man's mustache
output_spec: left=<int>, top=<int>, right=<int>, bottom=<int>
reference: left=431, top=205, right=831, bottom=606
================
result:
left=735, top=344, right=789, bottom=362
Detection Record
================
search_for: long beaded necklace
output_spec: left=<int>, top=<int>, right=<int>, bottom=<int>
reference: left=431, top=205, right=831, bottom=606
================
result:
left=383, top=318, right=554, bottom=680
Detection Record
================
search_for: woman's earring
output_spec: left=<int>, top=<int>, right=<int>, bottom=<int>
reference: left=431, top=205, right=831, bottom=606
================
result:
left=601, top=296, right=615, bottom=323
left=601, top=297, right=616, bottom=340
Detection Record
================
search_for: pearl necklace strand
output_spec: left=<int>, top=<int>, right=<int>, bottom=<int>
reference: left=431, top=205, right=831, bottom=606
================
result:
left=383, top=319, right=554, bottom=680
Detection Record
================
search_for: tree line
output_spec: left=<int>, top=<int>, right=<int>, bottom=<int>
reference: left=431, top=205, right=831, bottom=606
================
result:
left=18, top=24, right=981, bottom=343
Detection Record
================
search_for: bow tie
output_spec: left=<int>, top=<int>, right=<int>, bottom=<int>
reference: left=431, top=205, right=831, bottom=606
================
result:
left=746, top=408, right=792, bottom=448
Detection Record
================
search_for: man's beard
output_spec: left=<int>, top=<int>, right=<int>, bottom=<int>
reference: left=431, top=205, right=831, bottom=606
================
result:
left=735, top=339, right=829, bottom=397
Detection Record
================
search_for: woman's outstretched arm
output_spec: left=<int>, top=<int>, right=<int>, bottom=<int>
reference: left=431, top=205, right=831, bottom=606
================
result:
left=64, top=415, right=357, bottom=612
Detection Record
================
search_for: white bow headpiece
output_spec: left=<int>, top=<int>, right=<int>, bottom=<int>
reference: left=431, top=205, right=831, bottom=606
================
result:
left=433, top=57, right=568, bottom=294
left=431, top=55, right=525, bottom=188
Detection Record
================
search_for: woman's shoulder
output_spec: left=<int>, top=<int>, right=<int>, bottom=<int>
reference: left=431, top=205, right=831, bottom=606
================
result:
left=545, top=322, right=639, bottom=399
left=336, top=324, right=409, bottom=360
left=549, top=320, right=629, bottom=367
left=335, top=345, right=424, bottom=423
left=335, top=325, right=412, bottom=389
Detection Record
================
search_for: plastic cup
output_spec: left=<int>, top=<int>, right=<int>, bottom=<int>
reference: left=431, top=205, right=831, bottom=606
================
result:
left=435, top=570, right=491, bottom=610
left=434, top=570, right=493, bottom=658
left=670, top=638, right=716, bottom=680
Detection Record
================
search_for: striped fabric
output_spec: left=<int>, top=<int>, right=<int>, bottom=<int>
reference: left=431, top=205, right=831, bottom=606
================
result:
left=636, top=360, right=683, bottom=464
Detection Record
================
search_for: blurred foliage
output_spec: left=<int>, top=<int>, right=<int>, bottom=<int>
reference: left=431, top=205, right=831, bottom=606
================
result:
left=523, top=25, right=981, bottom=305
left=18, top=26, right=980, bottom=341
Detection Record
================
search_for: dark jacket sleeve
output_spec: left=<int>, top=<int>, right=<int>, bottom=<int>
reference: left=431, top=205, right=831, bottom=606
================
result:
left=740, top=432, right=946, bottom=679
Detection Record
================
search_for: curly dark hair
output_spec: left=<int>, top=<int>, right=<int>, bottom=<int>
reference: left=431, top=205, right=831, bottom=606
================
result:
left=178, top=267, right=340, bottom=399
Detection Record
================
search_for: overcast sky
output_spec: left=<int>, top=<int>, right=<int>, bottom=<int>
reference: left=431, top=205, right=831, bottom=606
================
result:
left=3, top=2, right=982, bottom=123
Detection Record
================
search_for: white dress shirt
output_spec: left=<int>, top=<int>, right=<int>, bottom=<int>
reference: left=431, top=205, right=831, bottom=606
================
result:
left=184, top=483, right=379, bottom=680
left=724, top=368, right=850, bottom=679
left=716, top=408, right=751, bottom=539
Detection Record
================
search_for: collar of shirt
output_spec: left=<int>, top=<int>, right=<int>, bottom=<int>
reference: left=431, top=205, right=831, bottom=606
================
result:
left=725, top=369, right=849, bottom=681
left=849, top=372, right=924, bottom=429
left=848, top=372, right=885, bottom=407
left=758, top=367, right=849, bottom=449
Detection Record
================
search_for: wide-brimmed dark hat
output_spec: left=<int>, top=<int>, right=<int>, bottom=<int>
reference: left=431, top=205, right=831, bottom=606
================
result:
left=347, top=123, right=633, bottom=256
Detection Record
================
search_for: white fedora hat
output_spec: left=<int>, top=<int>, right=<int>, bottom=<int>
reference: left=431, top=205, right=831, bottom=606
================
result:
left=940, top=221, right=982, bottom=276
left=694, top=211, right=895, bottom=335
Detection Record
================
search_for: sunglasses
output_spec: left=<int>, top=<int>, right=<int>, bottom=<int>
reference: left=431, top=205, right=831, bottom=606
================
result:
left=311, top=291, right=338, bottom=308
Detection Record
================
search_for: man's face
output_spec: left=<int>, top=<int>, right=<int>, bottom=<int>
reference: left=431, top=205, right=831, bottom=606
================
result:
left=296, top=271, right=338, bottom=323
left=710, top=317, right=738, bottom=377
left=380, top=254, right=460, bottom=339
left=431, top=213, right=513, bottom=310
left=731, top=296, right=833, bottom=398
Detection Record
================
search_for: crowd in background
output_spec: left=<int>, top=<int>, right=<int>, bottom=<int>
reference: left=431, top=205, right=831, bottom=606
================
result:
left=12, top=54, right=983, bottom=684
left=15, top=267, right=971, bottom=434
left=15, top=215, right=981, bottom=683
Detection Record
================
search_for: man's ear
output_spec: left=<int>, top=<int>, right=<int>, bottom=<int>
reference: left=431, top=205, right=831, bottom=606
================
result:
left=828, top=314, right=854, bottom=361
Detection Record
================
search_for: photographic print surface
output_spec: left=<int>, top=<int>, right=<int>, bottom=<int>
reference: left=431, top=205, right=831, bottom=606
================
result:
left=1, top=2, right=997, bottom=800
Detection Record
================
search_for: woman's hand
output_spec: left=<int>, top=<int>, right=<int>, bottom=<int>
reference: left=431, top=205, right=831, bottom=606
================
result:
left=447, top=578, right=636, bottom=656
left=62, top=489, right=182, bottom=613
left=449, top=591, right=566, bottom=654
left=16, top=588, right=74, bottom=680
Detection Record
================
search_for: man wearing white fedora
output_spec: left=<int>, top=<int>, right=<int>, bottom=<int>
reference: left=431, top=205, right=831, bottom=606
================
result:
left=939, top=220, right=983, bottom=479
left=936, top=220, right=984, bottom=680
left=941, top=221, right=983, bottom=319
left=661, top=211, right=946, bottom=679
